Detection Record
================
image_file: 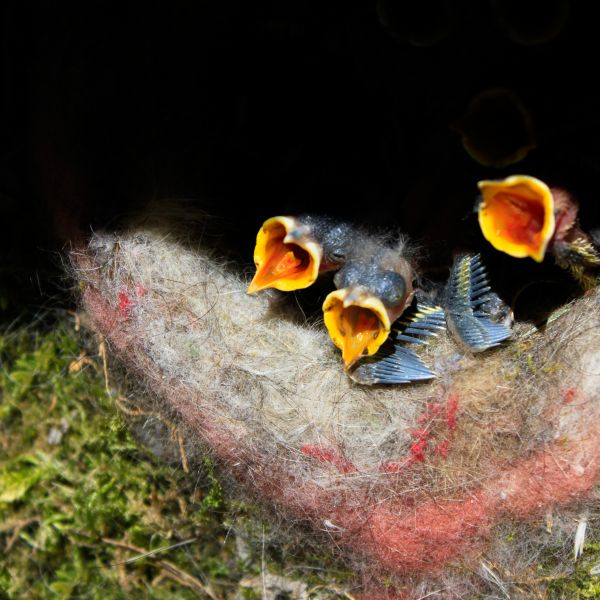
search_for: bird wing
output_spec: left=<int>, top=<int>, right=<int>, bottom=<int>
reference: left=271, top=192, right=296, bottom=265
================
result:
left=554, top=234, right=600, bottom=289
left=444, top=253, right=512, bottom=352
left=348, top=300, right=444, bottom=384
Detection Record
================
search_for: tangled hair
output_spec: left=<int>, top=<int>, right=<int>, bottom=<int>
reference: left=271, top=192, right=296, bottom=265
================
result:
left=71, top=206, right=600, bottom=597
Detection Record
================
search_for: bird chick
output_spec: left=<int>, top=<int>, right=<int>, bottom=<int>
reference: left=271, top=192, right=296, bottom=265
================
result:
left=348, top=253, right=513, bottom=386
left=444, top=253, right=513, bottom=353
left=247, top=215, right=353, bottom=293
left=322, top=237, right=415, bottom=369
left=477, top=174, right=600, bottom=287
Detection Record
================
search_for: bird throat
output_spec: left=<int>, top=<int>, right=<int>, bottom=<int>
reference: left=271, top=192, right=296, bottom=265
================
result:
left=339, top=306, right=381, bottom=367
left=490, top=191, right=546, bottom=246
left=250, top=241, right=311, bottom=291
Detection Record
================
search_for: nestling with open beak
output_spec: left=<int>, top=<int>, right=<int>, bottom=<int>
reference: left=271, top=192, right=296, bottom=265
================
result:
left=477, top=174, right=600, bottom=287
left=247, top=215, right=353, bottom=293
left=322, top=237, right=416, bottom=369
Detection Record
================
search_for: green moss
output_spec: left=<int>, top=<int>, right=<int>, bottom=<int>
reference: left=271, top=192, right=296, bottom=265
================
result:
left=6, top=312, right=600, bottom=598
left=541, top=540, right=600, bottom=599
left=0, top=322, right=233, bottom=598
left=0, top=319, right=354, bottom=598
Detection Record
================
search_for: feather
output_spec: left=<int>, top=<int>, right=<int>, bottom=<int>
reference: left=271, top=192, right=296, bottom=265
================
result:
left=444, top=253, right=513, bottom=352
left=348, top=299, right=443, bottom=384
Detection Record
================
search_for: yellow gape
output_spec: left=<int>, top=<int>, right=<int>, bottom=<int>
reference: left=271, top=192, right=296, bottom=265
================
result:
left=323, top=287, right=391, bottom=369
left=247, top=216, right=323, bottom=293
left=477, top=175, right=555, bottom=262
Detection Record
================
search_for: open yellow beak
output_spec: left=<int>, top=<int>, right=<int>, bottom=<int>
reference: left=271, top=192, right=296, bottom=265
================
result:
left=477, top=175, right=556, bottom=263
left=247, top=216, right=323, bottom=294
left=323, top=287, right=391, bottom=369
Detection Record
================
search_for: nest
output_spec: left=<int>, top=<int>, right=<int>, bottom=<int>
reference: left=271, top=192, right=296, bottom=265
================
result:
left=71, top=208, right=600, bottom=596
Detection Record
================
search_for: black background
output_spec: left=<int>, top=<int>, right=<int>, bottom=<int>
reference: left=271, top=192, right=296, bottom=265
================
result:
left=1, top=1, right=597, bottom=316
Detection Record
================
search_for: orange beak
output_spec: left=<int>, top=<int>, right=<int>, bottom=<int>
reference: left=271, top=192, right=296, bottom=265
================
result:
left=323, top=287, right=392, bottom=369
left=247, top=216, right=323, bottom=294
left=477, top=175, right=556, bottom=262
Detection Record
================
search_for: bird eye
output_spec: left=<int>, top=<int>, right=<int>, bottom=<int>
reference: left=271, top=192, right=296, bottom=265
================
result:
left=323, top=224, right=352, bottom=264
left=334, top=262, right=363, bottom=288
left=376, top=271, right=406, bottom=307
left=329, top=249, right=346, bottom=261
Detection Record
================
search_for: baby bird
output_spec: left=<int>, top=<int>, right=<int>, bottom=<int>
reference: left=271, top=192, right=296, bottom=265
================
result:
left=443, top=253, right=513, bottom=353
left=349, top=252, right=513, bottom=386
left=322, top=237, right=415, bottom=369
left=247, top=215, right=416, bottom=369
left=247, top=215, right=353, bottom=293
left=477, top=175, right=600, bottom=287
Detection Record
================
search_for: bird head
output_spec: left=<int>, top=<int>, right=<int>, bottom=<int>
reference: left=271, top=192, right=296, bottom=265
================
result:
left=247, top=216, right=323, bottom=293
left=323, top=256, right=414, bottom=368
left=477, top=175, right=556, bottom=262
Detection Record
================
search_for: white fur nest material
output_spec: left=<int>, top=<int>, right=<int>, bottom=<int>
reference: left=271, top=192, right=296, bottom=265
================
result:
left=71, top=211, right=600, bottom=588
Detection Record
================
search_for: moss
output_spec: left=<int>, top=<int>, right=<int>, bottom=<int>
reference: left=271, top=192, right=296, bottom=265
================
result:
left=0, top=318, right=353, bottom=598
left=0, top=322, right=225, bottom=597
left=2, top=298, right=594, bottom=597
left=543, top=540, right=600, bottom=599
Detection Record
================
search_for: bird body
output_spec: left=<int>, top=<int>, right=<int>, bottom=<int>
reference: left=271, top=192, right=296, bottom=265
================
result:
left=550, top=189, right=600, bottom=287
left=443, top=253, right=513, bottom=353
left=248, top=216, right=513, bottom=380
left=323, top=237, right=416, bottom=368
left=349, top=300, right=444, bottom=385
left=248, top=215, right=417, bottom=370
left=477, top=175, right=600, bottom=287
left=349, top=253, right=513, bottom=385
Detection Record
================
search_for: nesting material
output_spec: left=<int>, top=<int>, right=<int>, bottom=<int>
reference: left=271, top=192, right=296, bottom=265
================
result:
left=71, top=210, right=600, bottom=589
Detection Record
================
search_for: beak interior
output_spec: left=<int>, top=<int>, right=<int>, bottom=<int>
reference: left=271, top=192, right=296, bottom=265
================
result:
left=477, top=175, right=555, bottom=262
left=323, top=291, right=391, bottom=368
left=248, top=217, right=321, bottom=293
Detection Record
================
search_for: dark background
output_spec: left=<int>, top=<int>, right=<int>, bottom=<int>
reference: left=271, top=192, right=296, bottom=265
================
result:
left=1, top=0, right=597, bottom=317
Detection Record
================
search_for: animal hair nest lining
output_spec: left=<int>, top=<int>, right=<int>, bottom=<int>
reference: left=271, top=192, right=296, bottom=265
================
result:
left=71, top=210, right=600, bottom=582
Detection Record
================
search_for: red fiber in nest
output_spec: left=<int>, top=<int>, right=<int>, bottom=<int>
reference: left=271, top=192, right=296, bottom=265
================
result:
left=409, top=438, right=428, bottom=462
left=562, top=387, right=578, bottom=404
left=434, top=440, right=450, bottom=458
left=445, top=393, right=459, bottom=430
left=300, top=444, right=356, bottom=474
left=83, top=284, right=600, bottom=574
left=75, top=238, right=600, bottom=592
left=118, top=290, right=132, bottom=316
